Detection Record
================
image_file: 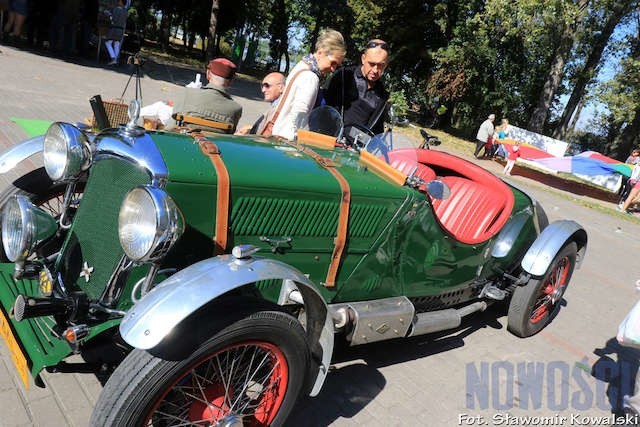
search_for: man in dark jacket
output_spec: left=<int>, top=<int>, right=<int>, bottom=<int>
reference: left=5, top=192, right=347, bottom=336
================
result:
left=324, top=39, right=390, bottom=135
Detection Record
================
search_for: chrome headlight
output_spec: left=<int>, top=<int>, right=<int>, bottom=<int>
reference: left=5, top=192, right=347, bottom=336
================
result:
left=118, top=186, right=184, bottom=262
left=43, top=122, right=90, bottom=181
left=2, top=195, right=57, bottom=262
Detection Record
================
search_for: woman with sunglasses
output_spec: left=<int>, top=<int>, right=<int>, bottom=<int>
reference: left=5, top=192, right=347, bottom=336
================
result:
left=270, top=28, right=346, bottom=140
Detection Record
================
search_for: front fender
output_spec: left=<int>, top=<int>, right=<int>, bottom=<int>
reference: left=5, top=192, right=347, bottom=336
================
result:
left=120, top=254, right=334, bottom=396
left=0, top=136, right=44, bottom=174
left=521, top=220, right=587, bottom=277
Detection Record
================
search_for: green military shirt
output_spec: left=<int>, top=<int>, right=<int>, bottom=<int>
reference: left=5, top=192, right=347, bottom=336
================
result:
left=171, top=84, right=243, bottom=133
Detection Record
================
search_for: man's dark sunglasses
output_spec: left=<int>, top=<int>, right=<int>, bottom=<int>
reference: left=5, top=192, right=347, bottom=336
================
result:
left=366, top=41, right=389, bottom=51
left=262, top=82, right=283, bottom=89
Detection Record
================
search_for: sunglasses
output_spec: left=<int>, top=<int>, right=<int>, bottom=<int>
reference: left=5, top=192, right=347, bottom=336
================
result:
left=261, top=82, right=283, bottom=89
left=366, top=41, right=389, bottom=51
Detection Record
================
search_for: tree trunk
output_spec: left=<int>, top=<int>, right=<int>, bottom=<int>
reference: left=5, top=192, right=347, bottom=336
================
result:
left=567, top=94, right=586, bottom=133
left=284, top=49, right=290, bottom=75
left=206, top=0, right=220, bottom=61
left=611, top=106, right=640, bottom=159
left=528, top=0, right=589, bottom=133
left=553, top=0, right=630, bottom=140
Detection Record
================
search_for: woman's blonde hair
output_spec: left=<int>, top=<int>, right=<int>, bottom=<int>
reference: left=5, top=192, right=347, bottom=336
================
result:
left=315, top=28, right=346, bottom=59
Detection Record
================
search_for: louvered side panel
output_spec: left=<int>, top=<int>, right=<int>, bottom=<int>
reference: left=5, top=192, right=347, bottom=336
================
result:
left=230, top=197, right=340, bottom=238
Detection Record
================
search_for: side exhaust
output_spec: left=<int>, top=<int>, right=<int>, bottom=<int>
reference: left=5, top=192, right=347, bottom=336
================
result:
left=408, top=301, right=487, bottom=337
left=329, top=297, right=489, bottom=345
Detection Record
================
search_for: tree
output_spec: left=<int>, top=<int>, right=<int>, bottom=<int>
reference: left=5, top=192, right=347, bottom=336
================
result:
left=596, top=18, right=640, bottom=158
left=527, top=0, right=589, bottom=133
left=206, top=0, right=220, bottom=60
left=553, top=0, right=634, bottom=139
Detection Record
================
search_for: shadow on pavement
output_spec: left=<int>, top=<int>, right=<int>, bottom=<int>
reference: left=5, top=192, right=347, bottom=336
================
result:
left=286, top=306, right=504, bottom=426
left=592, top=338, right=640, bottom=415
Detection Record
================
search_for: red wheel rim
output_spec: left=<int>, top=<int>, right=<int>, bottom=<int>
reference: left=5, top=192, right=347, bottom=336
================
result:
left=143, top=341, right=289, bottom=426
left=529, top=256, right=571, bottom=324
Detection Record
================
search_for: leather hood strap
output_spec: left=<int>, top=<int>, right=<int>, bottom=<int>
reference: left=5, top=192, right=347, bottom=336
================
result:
left=300, top=146, right=351, bottom=288
left=193, top=132, right=230, bottom=255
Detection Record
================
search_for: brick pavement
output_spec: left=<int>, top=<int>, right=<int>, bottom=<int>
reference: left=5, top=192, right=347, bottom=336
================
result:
left=1, top=44, right=640, bottom=427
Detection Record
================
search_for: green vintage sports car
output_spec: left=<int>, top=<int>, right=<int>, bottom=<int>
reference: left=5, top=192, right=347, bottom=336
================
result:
left=0, top=103, right=586, bottom=426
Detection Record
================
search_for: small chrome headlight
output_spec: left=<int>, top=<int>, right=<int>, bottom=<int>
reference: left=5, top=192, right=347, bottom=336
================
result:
left=2, top=195, right=58, bottom=262
left=118, top=186, right=184, bottom=262
left=43, top=122, right=90, bottom=181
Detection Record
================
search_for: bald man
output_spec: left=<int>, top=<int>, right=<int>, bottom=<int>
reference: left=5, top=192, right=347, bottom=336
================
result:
left=324, top=39, right=390, bottom=135
left=236, top=72, right=286, bottom=135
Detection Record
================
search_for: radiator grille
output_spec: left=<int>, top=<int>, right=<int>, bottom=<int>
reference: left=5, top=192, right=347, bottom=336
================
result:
left=58, top=159, right=150, bottom=300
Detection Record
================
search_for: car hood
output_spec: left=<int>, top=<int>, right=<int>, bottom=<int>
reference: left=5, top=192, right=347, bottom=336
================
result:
left=151, top=132, right=408, bottom=201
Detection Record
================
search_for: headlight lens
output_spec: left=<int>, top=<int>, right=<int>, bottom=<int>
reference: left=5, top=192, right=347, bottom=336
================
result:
left=43, top=123, right=90, bottom=181
left=118, top=186, right=183, bottom=262
left=2, top=195, right=57, bottom=262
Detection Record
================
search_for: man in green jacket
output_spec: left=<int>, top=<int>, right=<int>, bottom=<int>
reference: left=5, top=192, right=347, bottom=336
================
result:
left=172, top=58, right=243, bottom=133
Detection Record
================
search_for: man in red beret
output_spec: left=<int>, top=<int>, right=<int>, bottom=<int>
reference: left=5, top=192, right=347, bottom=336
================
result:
left=171, top=58, right=242, bottom=133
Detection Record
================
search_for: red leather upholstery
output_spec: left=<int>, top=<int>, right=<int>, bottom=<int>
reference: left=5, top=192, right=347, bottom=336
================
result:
left=431, top=177, right=508, bottom=244
left=389, top=148, right=515, bottom=245
left=387, top=152, right=437, bottom=183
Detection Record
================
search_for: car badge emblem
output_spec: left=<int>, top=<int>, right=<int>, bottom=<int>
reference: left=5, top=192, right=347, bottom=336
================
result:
left=80, top=262, right=94, bottom=283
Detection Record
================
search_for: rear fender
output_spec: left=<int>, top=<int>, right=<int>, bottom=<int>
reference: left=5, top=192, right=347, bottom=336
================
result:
left=119, top=254, right=333, bottom=396
left=0, top=136, right=43, bottom=174
left=520, top=220, right=587, bottom=277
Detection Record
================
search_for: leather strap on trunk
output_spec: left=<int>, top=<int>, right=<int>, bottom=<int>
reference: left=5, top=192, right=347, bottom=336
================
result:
left=193, top=132, right=230, bottom=255
left=299, top=146, right=351, bottom=288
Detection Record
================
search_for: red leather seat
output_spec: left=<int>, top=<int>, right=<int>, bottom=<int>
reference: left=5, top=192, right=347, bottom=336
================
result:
left=387, top=152, right=436, bottom=183
left=389, top=148, right=515, bottom=245
left=431, top=177, right=509, bottom=244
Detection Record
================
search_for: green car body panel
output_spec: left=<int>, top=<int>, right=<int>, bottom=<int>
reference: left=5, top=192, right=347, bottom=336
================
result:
left=0, top=130, right=538, bottom=380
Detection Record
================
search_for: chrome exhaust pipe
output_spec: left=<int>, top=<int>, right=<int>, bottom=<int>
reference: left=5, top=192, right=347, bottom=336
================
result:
left=408, top=301, right=487, bottom=337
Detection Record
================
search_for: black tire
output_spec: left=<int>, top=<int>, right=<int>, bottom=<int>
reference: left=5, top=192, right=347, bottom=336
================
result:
left=0, top=167, right=84, bottom=261
left=507, top=242, right=577, bottom=338
left=91, top=309, right=310, bottom=427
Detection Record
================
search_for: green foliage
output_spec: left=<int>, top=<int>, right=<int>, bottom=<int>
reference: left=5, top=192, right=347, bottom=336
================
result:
left=388, top=91, right=409, bottom=118
left=129, top=0, right=639, bottom=142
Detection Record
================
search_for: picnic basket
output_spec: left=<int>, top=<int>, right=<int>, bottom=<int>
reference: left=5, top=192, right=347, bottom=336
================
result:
left=90, top=57, right=144, bottom=130
left=91, top=98, right=129, bottom=128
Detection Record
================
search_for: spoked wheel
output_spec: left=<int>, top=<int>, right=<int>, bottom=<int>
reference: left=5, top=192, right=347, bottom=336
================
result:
left=0, top=167, right=84, bottom=260
left=91, top=309, right=310, bottom=427
left=149, top=341, right=288, bottom=426
left=507, top=242, right=577, bottom=337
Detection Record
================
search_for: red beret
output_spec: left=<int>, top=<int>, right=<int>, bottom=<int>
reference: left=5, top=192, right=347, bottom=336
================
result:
left=208, top=58, right=237, bottom=79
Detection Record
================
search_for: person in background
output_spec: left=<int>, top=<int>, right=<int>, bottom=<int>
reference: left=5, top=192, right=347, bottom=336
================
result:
left=236, top=72, right=285, bottom=135
left=474, top=114, right=495, bottom=158
left=324, top=38, right=390, bottom=135
left=2, top=0, right=28, bottom=39
left=171, top=58, right=242, bottom=133
left=498, top=118, right=510, bottom=139
left=626, top=148, right=640, bottom=165
left=617, top=148, right=640, bottom=208
left=271, top=28, right=345, bottom=140
left=490, top=118, right=510, bottom=158
left=503, top=140, right=521, bottom=176
left=104, top=0, right=126, bottom=65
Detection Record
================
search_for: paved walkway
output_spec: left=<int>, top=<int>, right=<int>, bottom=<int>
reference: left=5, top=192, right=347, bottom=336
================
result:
left=1, top=45, right=640, bottom=427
